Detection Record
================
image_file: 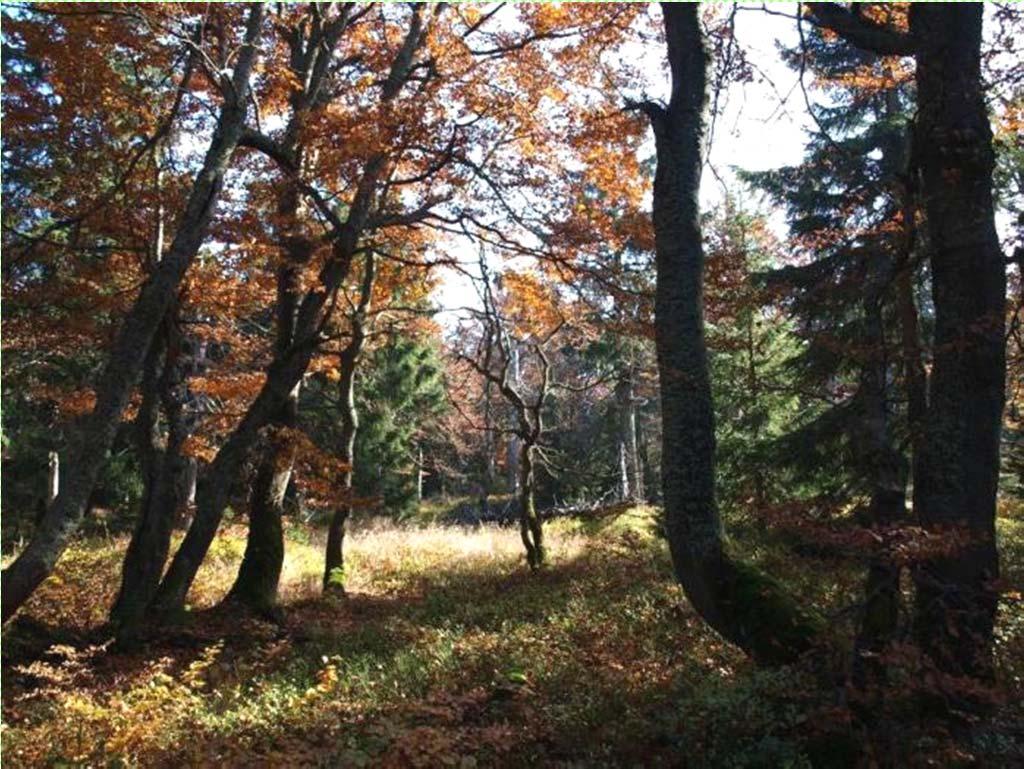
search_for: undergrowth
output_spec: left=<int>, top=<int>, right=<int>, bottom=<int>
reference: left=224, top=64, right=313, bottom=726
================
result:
left=2, top=507, right=1022, bottom=767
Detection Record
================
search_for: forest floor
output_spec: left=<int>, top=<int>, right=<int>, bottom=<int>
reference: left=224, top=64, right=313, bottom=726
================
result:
left=2, top=505, right=1023, bottom=768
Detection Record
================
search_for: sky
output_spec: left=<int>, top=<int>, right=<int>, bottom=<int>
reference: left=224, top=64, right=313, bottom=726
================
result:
left=432, top=3, right=815, bottom=325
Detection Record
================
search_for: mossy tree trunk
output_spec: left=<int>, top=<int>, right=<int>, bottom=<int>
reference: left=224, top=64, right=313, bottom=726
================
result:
left=640, top=3, right=821, bottom=667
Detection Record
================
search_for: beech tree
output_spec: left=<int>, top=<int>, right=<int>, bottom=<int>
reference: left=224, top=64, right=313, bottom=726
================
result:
left=456, top=264, right=563, bottom=569
left=636, top=3, right=822, bottom=666
left=2, top=3, right=266, bottom=623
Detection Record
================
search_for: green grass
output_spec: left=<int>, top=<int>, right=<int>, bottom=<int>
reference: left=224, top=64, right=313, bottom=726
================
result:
left=2, top=508, right=1022, bottom=767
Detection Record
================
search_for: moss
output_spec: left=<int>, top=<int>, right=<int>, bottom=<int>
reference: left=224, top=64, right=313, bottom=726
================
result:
left=720, top=558, right=827, bottom=667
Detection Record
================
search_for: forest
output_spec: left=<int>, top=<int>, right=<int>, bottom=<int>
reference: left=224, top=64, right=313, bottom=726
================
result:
left=1, top=2, right=1023, bottom=767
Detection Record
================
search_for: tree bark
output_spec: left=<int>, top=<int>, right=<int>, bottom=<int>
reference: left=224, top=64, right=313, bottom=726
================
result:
left=519, top=443, right=544, bottom=570
left=909, top=5, right=1004, bottom=679
left=646, top=3, right=821, bottom=666
left=0, top=4, right=265, bottom=623
left=324, top=351, right=359, bottom=593
left=111, top=318, right=189, bottom=641
left=852, top=274, right=907, bottom=679
left=616, top=368, right=643, bottom=502
left=226, top=417, right=292, bottom=618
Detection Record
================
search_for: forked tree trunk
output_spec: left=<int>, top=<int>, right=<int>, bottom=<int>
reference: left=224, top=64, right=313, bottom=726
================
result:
left=0, top=4, right=265, bottom=624
left=909, top=5, right=1004, bottom=679
left=645, top=3, right=821, bottom=666
left=111, top=321, right=189, bottom=641
left=148, top=343, right=322, bottom=618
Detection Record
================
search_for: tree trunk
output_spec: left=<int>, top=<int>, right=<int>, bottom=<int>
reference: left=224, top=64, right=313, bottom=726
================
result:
left=324, top=354, right=359, bottom=593
left=619, top=442, right=630, bottom=502
left=519, top=443, right=544, bottom=570
left=226, top=427, right=291, bottom=618
left=852, top=278, right=908, bottom=679
left=111, top=320, right=189, bottom=641
left=416, top=445, right=424, bottom=505
left=227, top=174, right=309, bottom=616
left=616, top=369, right=643, bottom=502
left=0, top=4, right=265, bottom=624
left=909, top=5, right=1004, bottom=679
left=506, top=345, right=521, bottom=494
left=148, top=342, right=320, bottom=618
left=646, top=3, right=820, bottom=666
left=323, top=253, right=375, bottom=593
left=481, top=380, right=494, bottom=516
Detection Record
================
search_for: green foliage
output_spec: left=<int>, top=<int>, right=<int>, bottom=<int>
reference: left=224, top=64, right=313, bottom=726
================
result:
left=741, top=26, right=921, bottom=505
left=355, top=336, right=447, bottom=518
left=326, top=565, right=346, bottom=589
left=705, top=203, right=809, bottom=514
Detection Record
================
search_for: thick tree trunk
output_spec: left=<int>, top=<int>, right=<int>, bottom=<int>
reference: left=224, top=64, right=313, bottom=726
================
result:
left=226, top=428, right=291, bottom=618
left=0, top=4, right=265, bottom=623
left=647, top=4, right=820, bottom=666
left=909, top=5, right=1004, bottom=679
left=519, top=444, right=544, bottom=570
left=111, top=320, right=189, bottom=640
